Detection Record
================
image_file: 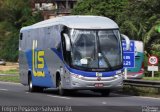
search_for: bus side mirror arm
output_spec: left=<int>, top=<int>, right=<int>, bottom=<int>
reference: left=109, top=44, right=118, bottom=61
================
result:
left=121, top=34, right=130, bottom=50
left=63, top=33, right=71, bottom=51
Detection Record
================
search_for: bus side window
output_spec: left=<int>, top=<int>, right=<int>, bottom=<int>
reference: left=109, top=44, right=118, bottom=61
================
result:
left=62, top=34, right=66, bottom=57
left=61, top=26, right=71, bottom=65
left=57, top=42, right=61, bottom=52
left=20, top=33, right=23, bottom=40
left=61, top=33, right=71, bottom=64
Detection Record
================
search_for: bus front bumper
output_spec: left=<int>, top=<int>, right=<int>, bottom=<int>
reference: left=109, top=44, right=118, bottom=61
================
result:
left=68, top=75, right=123, bottom=90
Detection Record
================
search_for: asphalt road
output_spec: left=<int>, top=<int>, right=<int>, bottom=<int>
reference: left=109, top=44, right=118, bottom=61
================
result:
left=0, top=81, right=160, bottom=112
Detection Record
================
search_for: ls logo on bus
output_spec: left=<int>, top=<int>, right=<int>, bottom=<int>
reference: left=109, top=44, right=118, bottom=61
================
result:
left=32, top=40, right=45, bottom=77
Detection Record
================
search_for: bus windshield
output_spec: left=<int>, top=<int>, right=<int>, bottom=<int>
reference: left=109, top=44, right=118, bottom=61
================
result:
left=70, top=29, right=122, bottom=71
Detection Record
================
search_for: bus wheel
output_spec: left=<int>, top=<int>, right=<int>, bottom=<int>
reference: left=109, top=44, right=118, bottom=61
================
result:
left=28, top=75, right=36, bottom=92
left=100, top=89, right=110, bottom=96
left=57, top=78, right=66, bottom=96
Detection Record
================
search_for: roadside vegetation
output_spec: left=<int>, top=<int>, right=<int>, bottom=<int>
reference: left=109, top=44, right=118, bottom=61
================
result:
left=143, top=77, right=160, bottom=81
left=0, top=0, right=43, bottom=61
left=123, top=85, right=160, bottom=97
left=0, top=69, right=18, bottom=75
left=0, top=69, right=19, bottom=83
left=0, top=62, right=19, bottom=83
left=0, top=75, right=19, bottom=83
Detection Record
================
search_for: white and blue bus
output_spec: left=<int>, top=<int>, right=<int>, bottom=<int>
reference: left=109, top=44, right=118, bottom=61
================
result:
left=19, top=16, right=130, bottom=96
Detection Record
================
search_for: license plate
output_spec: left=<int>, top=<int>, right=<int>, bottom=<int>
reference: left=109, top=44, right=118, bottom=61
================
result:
left=94, top=83, right=104, bottom=87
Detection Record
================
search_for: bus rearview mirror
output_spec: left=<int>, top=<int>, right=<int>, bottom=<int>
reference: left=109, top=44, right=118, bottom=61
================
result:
left=121, top=34, right=130, bottom=50
left=63, top=33, right=71, bottom=51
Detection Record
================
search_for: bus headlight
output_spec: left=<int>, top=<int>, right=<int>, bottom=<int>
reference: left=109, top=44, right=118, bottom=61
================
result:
left=71, top=73, right=84, bottom=80
left=114, top=73, right=122, bottom=78
left=114, top=70, right=123, bottom=78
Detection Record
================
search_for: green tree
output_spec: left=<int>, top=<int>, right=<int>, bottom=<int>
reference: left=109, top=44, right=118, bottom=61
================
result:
left=121, top=0, right=160, bottom=52
left=0, top=0, right=43, bottom=61
left=72, top=0, right=128, bottom=20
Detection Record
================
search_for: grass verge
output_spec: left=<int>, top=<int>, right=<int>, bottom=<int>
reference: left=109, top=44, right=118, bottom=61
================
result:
left=143, top=77, right=160, bottom=81
left=0, top=69, right=19, bottom=75
left=0, top=69, right=19, bottom=83
left=123, top=85, right=160, bottom=97
left=0, top=75, right=20, bottom=83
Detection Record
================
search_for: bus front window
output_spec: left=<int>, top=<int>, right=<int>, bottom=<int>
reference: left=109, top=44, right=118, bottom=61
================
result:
left=70, top=29, right=122, bottom=71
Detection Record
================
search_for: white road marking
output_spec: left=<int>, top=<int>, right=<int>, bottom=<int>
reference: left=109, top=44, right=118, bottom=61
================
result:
left=102, top=101, right=107, bottom=105
left=47, top=95, right=71, bottom=100
left=0, top=89, right=8, bottom=91
left=0, top=81, right=21, bottom=85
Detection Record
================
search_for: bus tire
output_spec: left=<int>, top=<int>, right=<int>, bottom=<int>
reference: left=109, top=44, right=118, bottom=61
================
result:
left=28, top=75, right=37, bottom=92
left=100, top=89, right=110, bottom=96
left=57, top=78, right=66, bottom=96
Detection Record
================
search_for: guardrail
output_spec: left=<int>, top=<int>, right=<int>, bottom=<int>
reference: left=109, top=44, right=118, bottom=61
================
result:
left=123, top=79, right=160, bottom=88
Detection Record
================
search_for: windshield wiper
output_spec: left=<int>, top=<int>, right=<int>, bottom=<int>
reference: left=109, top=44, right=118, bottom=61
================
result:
left=97, top=32, right=113, bottom=70
left=100, top=51, right=113, bottom=71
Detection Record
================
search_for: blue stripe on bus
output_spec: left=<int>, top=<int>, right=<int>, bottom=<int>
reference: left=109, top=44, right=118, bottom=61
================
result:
left=51, top=48, right=63, bottom=60
left=66, top=65, right=124, bottom=77
left=25, top=49, right=55, bottom=88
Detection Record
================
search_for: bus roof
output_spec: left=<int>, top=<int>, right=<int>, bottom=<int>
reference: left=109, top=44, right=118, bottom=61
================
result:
left=20, top=16, right=119, bottom=32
